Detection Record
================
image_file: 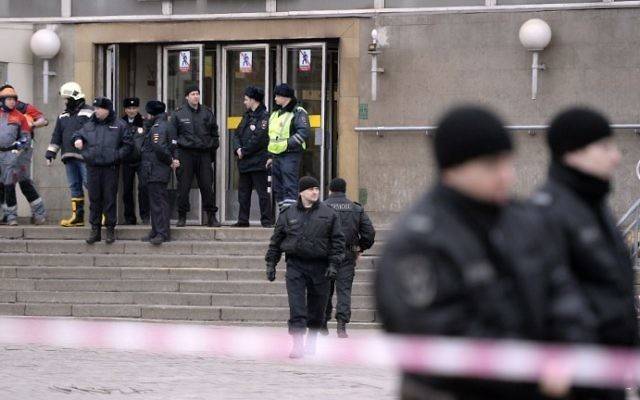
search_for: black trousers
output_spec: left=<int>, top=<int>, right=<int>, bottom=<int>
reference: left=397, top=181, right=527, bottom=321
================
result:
left=0, top=180, right=41, bottom=204
left=177, top=149, right=217, bottom=215
left=147, top=182, right=170, bottom=240
left=87, top=165, right=118, bottom=228
left=286, top=258, right=330, bottom=335
left=237, top=170, right=271, bottom=225
left=122, top=162, right=149, bottom=223
left=325, top=258, right=356, bottom=323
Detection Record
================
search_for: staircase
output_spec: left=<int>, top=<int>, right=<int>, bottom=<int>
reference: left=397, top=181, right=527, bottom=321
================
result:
left=0, top=226, right=384, bottom=327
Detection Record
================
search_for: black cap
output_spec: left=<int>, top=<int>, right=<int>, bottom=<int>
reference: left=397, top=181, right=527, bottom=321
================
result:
left=123, top=97, right=140, bottom=108
left=299, top=176, right=320, bottom=193
left=274, top=83, right=295, bottom=99
left=434, top=106, right=512, bottom=170
left=547, top=107, right=612, bottom=159
left=145, top=100, right=166, bottom=116
left=329, top=178, right=346, bottom=193
left=92, top=97, right=113, bottom=111
left=244, top=86, right=265, bottom=103
left=184, top=85, right=200, bottom=97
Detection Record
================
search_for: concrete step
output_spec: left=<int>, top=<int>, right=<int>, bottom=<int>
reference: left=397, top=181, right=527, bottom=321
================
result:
left=7, top=291, right=375, bottom=308
left=0, top=303, right=378, bottom=323
left=0, top=253, right=376, bottom=269
left=0, top=278, right=374, bottom=296
left=0, top=266, right=374, bottom=282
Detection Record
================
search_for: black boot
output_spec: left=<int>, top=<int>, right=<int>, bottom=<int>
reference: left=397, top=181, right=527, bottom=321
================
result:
left=319, top=321, right=329, bottom=336
left=86, top=227, right=101, bottom=244
left=176, top=214, right=186, bottom=227
left=206, top=211, right=221, bottom=227
left=337, top=320, right=348, bottom=339
left=105, top=227, right=116, bottom=244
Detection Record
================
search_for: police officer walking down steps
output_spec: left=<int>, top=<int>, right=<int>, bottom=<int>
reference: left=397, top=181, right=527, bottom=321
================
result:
left=135, top=100, right=175, bottom=246
left=376, top=106, right=595, bottom=400
left=268, top=83, right=310, bottom=213
left=232, top=86, right=272, bottom=227
left=322, top=178, right=375, bottom=338
left=172, top=85, right=220, bottom=227
left=532, top=107, right=639, bottom=400
left=46, top=82, right=93, bottom=227
left=121, top=97, right=149, bottom=225
left=73, top=97, right=133, bottom=245
left=265, top=176, right=345, bottom=359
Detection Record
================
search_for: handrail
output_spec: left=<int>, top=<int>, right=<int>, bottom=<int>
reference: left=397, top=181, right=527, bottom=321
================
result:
left=355, top=124, right=640, bottom=137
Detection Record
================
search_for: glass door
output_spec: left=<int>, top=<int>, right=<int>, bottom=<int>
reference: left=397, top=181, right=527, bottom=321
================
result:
left=221, top=44, right=270, bottom=223
left=282, top=43, right=327, bottom=197
left=163, top=44, right=204, bottom=224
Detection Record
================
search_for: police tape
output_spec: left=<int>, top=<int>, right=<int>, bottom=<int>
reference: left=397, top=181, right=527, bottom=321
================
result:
left=0, top=316, right=638, bottom=389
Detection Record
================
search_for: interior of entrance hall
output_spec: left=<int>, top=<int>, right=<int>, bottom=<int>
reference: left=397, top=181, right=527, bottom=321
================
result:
left=103, top=41, right=339, bottom=224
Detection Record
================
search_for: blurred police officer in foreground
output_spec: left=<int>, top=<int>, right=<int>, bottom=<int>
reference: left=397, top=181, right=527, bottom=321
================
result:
left=322, top=178, right=375, bottom=338
left=376, top=106, right=594, bottom=400
left=532, top=108, right=639, bottom=400
left=265, top=176, right=345, bottom=359
left=73, top=97, right=132, bottom=244
left=232, top=86, right=272, bottom=227
left=121, top=97, right=149, bottom=225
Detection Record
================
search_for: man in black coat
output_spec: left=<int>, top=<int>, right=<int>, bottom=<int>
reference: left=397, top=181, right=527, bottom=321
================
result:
left=73, top=97, right=133, bottom=244
left=137, top=101, right=176, bottom=245
left=376, top=106, right=595, bottom=400
left=232, top=86, right=272, bottom=227
left=532, top=107, right=639, bottom=400
left=171, top=85, right=220, bottom=227
left=265, top=176, right=345, bottom=359
left=322, top=178, right=375, bottom=338
left=121, top=97, right=149, bottom=225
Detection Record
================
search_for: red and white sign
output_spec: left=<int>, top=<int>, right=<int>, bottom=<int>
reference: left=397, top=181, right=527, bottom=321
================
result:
left=299, top=49, right=311, bottom=72
left=240, top=51, right=253, bottom=73
left=179, top=51, right=191, bottom=73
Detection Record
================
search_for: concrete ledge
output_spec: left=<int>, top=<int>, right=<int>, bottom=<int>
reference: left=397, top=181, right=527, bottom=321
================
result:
left=35, top=279, right=180, bottom=293
left=72, top=304, right=142, bottom=318
left=140, top=306, right=221, bottom=321
left=17, top=291, right=135, bottom=304
left=25, top=303, right=72, bottom=317
left=0, top=291, right=16, bottom=303
left=0, top=303, right=25, bottom=315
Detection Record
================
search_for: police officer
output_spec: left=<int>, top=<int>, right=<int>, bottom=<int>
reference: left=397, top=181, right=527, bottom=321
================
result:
left=232, top=86, right=272, bottom=227
left=322, top=178, right=375, bottom=338
left=137, top=101, right=176, bottom=245
left=267, top=83, right=310, bottom=213
left=0, top=84, right=48, bottom=225
left=265, top=176, right=345, bottom=359
left=376, top=106, right=595, bottom=400
left=533, top=108, right=639, bottom=400
left=46, top=82, right=94, bottom=227
left=121, top=97, right=149, bottom=225
left=73, top=97, right=132, bottom=244
left=0, top=86, right=31, bottom=226
left=172, top=85, right=220, bottom=227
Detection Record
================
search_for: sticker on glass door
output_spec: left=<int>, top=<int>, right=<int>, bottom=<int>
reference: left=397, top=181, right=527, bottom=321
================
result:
left=240, top=51, right=253, bottom=73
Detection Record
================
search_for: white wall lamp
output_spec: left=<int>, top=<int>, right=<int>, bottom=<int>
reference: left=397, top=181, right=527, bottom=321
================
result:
left=369, top=29, right=384, bottom=102
left=519, top=19, right=552, bottom=101
left=30, top=27, right=61, bottom=104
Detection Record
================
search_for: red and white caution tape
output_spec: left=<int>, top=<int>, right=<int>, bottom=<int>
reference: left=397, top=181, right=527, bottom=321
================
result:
left=0, top=316, right=639, bottom=389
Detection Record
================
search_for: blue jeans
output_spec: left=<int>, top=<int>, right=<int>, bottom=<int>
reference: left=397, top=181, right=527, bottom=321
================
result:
left=64, top=159, right=87, bottom=198
left=272, top=152, right=301, bottom=209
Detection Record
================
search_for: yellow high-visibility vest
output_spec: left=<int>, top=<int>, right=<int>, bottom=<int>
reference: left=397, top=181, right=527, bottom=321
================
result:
left=268, top=107, right=307, bottom=154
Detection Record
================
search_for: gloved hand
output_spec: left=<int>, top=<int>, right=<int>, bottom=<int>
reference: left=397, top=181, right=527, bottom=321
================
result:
left=266, top=263, right=276, bottom=282
left=45, top=150, right=56, bottom=161
left=325, top=264, right=338, bottom=280
left=12, top=139, right=27, bottom=151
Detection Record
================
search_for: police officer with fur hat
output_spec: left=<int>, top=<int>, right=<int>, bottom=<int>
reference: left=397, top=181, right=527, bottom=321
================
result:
left=265, top=176, right=345, bottom=359
left=231, top=86, right=272, bottom=227
left=73, top=97, right=133, bottom=244
left=532, top=107, right=639, bottom=400
left=376, top=106, right=595, bottom=400
left=121, top=97, right=149, bottom=225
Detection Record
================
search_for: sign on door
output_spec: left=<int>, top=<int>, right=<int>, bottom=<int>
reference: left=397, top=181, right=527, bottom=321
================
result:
left=179, top=51, right=191, bottom=73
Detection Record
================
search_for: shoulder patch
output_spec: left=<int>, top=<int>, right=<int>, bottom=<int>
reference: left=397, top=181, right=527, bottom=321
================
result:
left=397, top=255, right=437, bottom=308
left=531, top=191, right=553, bottom=207
left=406, top=214, right=433, bottom=234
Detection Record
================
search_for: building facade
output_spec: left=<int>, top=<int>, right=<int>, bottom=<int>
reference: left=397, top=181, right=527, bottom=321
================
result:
left=1, top=0, right=640, bottom=224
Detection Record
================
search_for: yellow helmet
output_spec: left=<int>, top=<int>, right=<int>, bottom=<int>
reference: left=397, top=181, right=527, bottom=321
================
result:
left=59, top=82, right=84, bottom=100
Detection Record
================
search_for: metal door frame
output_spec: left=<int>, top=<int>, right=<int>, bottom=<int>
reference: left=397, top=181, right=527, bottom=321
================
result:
left=282, top=42, right=327, bottom=198
left=105, top=44, right=119, bottom=107
left=161, top=44, right=204, bottom=225
left=220, top=43, right=270, bottom=223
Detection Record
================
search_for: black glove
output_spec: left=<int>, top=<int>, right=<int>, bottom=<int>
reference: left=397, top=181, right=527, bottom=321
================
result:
left=45, top=150, right=56, bottom=161
left=266, top=263, right=276, bottom=282
left=325, top=264, right=338, bottom=280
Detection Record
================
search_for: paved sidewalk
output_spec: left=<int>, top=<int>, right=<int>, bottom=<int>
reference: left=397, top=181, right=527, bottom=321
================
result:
left=0, top=343, right=397, bottom=400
